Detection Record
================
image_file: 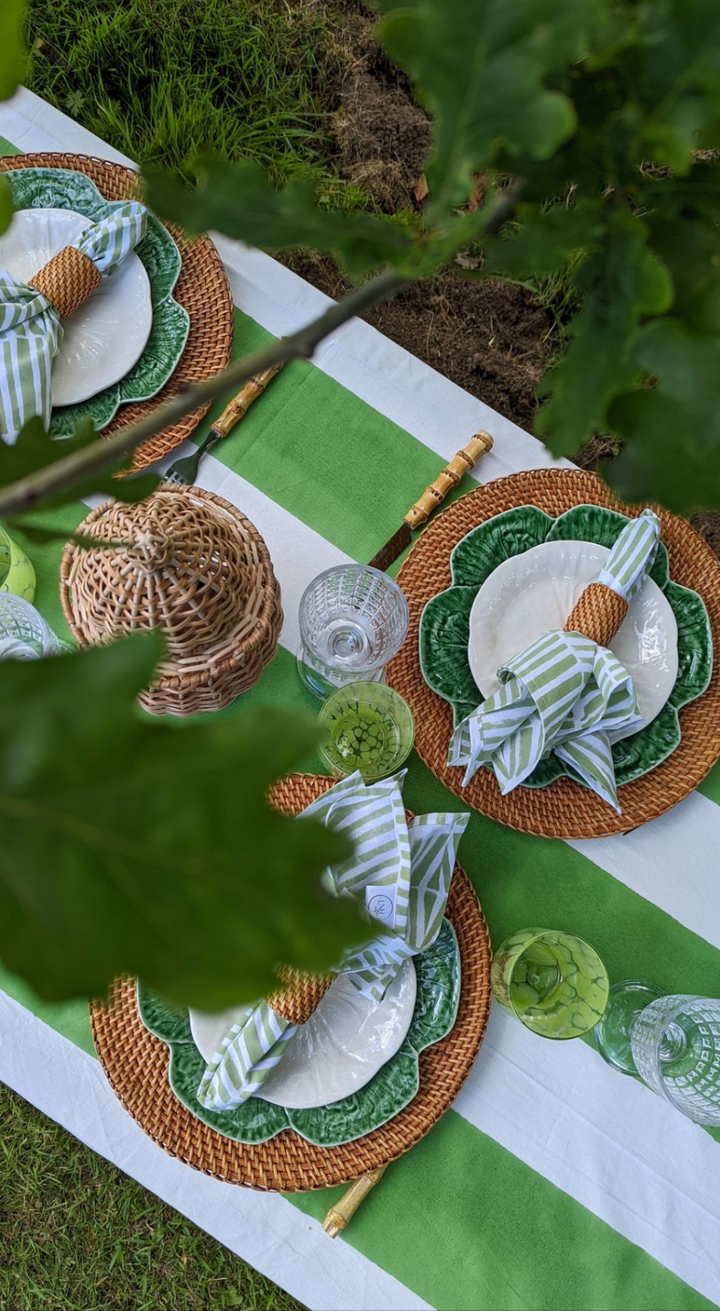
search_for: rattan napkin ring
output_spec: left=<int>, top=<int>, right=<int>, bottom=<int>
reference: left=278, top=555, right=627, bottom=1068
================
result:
left=564, top=581, right=628, bottom=647
left=28, top=244, right=102, bottom=319
left=265, top=965, right=335, bottom=1025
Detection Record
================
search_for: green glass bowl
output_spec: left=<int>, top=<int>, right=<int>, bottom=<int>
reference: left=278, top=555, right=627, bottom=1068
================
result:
left=318, top=681, right=415, bottom=781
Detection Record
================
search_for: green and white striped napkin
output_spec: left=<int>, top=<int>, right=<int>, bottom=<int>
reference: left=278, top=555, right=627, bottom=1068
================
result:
left=0, top=201, right=147, bottom=444
left=197, top=771, right=469, bottom=1112
left=448, top=509, right=662, bottom=811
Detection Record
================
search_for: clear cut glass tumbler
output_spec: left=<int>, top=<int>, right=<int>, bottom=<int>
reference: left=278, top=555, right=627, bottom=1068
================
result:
left=629, top=994, right=720, bottom=1126
left=298, top=564, right=409, bottom=698
left=491, top=928, right=610, bottom=1039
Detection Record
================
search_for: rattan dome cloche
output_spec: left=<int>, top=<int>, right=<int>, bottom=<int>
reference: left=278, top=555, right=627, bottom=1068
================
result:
left=60, top=484, right=282, bottom=715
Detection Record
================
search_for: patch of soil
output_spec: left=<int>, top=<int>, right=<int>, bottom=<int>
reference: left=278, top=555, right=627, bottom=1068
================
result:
left=326, top=1, right=431, bottom=212
left=283, top=250, right=557, bottom=430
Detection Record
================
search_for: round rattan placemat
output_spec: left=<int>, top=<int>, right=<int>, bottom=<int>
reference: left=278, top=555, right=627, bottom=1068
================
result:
left=386, top=468, right=720, bottom=840
left=90, top=772, right=492, bottom=1191
left=0, top=152, right=234, bottom=472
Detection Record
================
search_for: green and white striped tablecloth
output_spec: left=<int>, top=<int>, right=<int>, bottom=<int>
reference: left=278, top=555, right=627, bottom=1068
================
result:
left=0, top=91, right=719, bottom=1311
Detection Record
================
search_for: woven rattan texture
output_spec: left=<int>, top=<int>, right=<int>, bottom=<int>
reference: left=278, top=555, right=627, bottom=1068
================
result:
left=28, top=244, right=101, bottom=318
left=1, top=153, right=233, bottom=471
left=60, top=484, right=282, bottom=716
left=387, top=468, right=720, bottom=839
left=267, top=965, right=335, bottom=1026
left=90, top=772, right=492, bottom=1191
left=563, top=582, right=629, bottom=648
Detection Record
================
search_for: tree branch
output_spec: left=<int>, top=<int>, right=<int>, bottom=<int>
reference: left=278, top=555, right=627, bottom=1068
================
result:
left=0, top=266, right=407, bottom=518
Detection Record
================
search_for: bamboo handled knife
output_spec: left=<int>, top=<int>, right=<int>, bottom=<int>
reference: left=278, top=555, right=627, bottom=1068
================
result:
left=368, top=431, right=494, bottom=571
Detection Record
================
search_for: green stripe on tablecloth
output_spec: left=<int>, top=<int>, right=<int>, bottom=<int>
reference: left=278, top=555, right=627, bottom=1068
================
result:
left=292, top=1112, right=714, bottom=1311
left=192, top=308, right=453, bottom=563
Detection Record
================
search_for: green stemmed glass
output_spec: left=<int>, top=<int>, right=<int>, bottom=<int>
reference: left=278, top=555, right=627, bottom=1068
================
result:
left=318, top=681, right=414, bottom=781
left=491, top=929, right=610, bottom=1039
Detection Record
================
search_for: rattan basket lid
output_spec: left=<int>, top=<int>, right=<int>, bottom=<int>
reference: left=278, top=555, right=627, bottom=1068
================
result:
left=60, top=485, right=283, bottom=716
left=63, top=490, right=250, bottom=659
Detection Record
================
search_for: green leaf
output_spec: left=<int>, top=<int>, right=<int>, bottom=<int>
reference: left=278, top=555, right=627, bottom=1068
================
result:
left=0, top=634, right=362, bottom=1008
left=646, top=216, right=720, bottom=333
left=536, top=213, right=673, bottom=456
left=607, top=318, right=720, bottom=513
left=144, top=159, right=418, bottom=278
left=376, top=0, right=608, bottom=214
left=0, top=417, right=160, bottom=512
left=0, top=0, right=25, bottom=100
left=0, top=174, right=13, bottom=236
left=481, top=199, right=605, bottom=279
left=626, top=0, right=720, bottom=174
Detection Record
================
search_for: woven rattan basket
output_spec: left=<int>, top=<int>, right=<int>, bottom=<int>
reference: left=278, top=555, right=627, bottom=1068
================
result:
left=387, top=467, right=720, bottom=840
left=90, top=772, right=492, bottom=1192
left=0, top=152, right=234, bottom=471
left=60, top=484, right=282, bottom=716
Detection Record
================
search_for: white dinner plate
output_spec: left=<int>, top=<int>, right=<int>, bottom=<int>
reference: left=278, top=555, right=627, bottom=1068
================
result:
left=189, top=959, right=417, bottom=1110
left=468, top=539, right=679, bottom=743
left=0, top=207, right=152, bottom=407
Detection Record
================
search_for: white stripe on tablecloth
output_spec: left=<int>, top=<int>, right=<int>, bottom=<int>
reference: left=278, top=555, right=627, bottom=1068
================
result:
left=454, top=1006, right=720, bottom=1306
left=0, top=993, right=432, bottom=1311
left=3, top=87, right=720, bottom=1308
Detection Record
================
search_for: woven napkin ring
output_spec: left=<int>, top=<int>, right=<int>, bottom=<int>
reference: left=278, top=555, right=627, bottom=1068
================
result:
left=265, top=964, right=334, bottom=1025
left=563, top=582, right=628, bottom=648
left=28, top=245, right=102, bottom=319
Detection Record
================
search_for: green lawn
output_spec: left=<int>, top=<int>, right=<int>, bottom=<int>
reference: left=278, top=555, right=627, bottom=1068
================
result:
left=0, top=1083, right=304, bottom=1311
left=25, top=0, right=366, bottom=208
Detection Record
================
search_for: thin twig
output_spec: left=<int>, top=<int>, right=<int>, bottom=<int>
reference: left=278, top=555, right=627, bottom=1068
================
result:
left=0, top=267, right=407, bottom=518
left=0, top=179, right=523, bottom=520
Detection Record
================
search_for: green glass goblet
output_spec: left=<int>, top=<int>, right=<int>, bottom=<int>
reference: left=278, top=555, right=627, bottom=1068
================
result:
left=491, top=928, right=610, bottom=1039
left=318, top=681, right=414, bottom=782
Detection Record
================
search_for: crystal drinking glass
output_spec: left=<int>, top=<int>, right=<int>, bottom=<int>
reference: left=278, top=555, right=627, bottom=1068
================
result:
left=491, top=928, right=610, bottom=1039
left=298, top=565, right=409, bottom=698
left=0, top=593, right=67, bottom=659
left=629, top=994, right=720, bottom=1126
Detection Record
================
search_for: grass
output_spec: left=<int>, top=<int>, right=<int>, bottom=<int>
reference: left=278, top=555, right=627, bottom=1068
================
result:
left=0, top=1082, right=304, bottom=1311
left=25, top=0, right=366, bottom=207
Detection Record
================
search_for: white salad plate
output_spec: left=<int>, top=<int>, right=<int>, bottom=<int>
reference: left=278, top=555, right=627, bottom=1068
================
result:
left=0, top=207, right=152, bottom=406
left=189, top=959, right=417, bottom=1110
left=468, top=539, right=679, bottom=743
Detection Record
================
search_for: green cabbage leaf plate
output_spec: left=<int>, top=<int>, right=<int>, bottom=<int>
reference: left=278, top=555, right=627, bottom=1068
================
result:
left=419, top=505, right=713, bottom=789
left=137, top=919, right=460, bottom=1147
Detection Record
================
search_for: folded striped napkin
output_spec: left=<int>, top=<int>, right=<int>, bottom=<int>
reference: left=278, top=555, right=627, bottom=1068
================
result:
left=0, top=201, right=147, bottom=444
left=196, top=771, right=469, bottom=1112
left=448, top=509, right=662, bottom=811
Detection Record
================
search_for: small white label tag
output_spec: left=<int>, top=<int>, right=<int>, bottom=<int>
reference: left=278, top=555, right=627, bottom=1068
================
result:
left=365, top=885, right=396, bottom=929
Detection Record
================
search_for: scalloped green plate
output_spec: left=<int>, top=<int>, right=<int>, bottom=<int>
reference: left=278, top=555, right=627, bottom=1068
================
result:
left=420, top=505, right=713, bottom=789
left=137, top=919, right=460, bottom=1147
left=4, top=168, right=190, bottom=436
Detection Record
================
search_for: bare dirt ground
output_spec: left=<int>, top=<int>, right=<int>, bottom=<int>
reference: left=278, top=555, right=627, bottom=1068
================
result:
left=287, top=0, right=719, bottom=548
left=284, top=0, right=560, bottom=438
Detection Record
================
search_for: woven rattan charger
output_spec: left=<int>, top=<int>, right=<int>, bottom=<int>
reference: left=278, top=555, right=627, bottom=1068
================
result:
left=387, top=467, right=720, bottom=840
left=0, top=152, right=234, bottom=472
left=90, top=772, right=492, bottom=1192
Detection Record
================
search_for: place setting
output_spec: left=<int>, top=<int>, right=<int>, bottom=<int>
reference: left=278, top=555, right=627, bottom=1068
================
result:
left=0, top=150, right=233, bottom=467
